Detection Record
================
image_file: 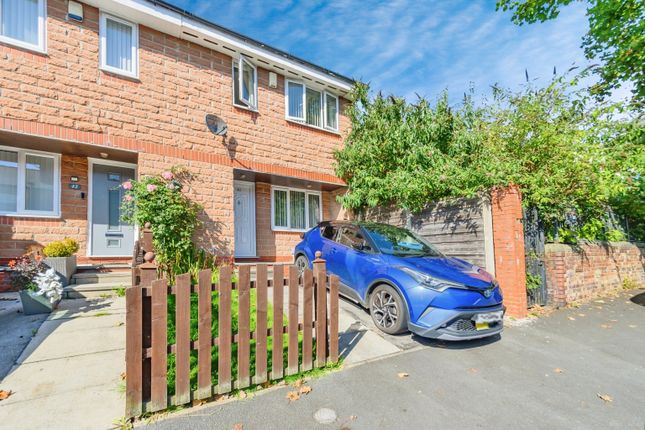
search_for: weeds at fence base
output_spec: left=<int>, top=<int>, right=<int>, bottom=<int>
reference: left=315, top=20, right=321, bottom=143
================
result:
left=135, top=361, right=343, bottom=424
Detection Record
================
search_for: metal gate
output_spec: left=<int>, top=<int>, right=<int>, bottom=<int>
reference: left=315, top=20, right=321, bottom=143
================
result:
left=524, top=207, right=547, bottom=306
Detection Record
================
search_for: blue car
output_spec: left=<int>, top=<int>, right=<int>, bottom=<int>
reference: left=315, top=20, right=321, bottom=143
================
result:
left=294, top=221, right=504, bottom=340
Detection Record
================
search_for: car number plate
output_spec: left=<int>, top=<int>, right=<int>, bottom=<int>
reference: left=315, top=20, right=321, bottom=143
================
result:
left=474, top=311, right=503, bottom=324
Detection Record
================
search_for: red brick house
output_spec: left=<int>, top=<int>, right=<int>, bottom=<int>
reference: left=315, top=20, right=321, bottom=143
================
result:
left=0, top=0, right=353, bottom=284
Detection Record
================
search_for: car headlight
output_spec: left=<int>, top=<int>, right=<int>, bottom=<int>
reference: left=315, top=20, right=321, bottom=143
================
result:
left=397, top=266, right=467, bottom=292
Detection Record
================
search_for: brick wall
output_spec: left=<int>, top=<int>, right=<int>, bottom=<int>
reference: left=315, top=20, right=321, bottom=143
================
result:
left=0, top=0, right=351, bottom=267
left=491, top=186, right=527, bottom=318
left=545, top=242, right=645, bottom=307
left=0, top=0, right=349, bottom=178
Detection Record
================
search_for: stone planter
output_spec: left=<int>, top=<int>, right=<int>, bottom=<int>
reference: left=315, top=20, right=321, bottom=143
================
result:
left=44, top=255, right=77, bottom=286
left=19, top=290, right=60, bottom=315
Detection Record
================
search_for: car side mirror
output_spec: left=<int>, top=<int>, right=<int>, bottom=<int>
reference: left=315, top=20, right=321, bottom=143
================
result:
left=352, top=243, right=370, bottom=252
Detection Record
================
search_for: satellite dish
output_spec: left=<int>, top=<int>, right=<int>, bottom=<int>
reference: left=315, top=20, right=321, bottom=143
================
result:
left=205, top=114, right=227, bottom=136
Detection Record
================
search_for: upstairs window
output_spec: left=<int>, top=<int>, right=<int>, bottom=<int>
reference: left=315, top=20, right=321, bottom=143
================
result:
left=271, top=186, right=322, bottom=231
left=99, top=13, right=138, bottom=78
left=233, top=57, right=257, bottom=110
left=0, top=0, right=47, bottom=52
left=286, top=80, right=339, bottom=132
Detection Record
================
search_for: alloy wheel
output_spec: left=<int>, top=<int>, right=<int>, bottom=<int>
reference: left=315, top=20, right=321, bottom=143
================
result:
left=372, top=290, right=398, bottom=329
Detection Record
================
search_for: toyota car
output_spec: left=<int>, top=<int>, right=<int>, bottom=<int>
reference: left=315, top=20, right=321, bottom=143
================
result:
left=294, top=221, right=504, bottom=340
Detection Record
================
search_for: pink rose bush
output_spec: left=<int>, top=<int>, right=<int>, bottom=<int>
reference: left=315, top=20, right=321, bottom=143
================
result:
left=146, top=184, right=157, bottom=192
left=122, top=180, right=132, bottom=190
left=161, top=171, right=174, bottom=180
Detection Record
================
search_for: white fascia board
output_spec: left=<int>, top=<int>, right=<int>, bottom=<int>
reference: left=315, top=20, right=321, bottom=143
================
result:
left=82, top=0, right=353, bottom=93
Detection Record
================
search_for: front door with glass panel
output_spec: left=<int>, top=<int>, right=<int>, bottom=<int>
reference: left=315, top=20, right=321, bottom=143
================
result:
left=91, top=164, right=135, bottom=256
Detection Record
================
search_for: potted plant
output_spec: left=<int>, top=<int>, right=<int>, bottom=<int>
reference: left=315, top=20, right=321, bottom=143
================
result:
left=9, top=256, right=63, bottom=315
left=42, top=238, right=79, bottom=286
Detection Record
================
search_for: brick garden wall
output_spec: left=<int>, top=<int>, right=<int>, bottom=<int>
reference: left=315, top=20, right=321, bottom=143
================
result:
left=545, top=242, right=645, bottom=307
left=490, top=186, right=527, bottom=318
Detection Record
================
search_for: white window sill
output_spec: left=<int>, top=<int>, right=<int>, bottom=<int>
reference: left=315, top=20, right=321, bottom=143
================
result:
left=285, top=118, right=340, bottom=135
left=0, top=212, right=61, bottom=219
left=233, top=102, right=258, bottom=113
left=99, top=65, right=139, bottom=81
left=272, top=227, right=309, bottom=233
left=0, top=36, right=46, bottom=55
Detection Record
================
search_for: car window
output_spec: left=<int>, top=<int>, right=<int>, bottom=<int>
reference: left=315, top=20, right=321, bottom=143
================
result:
left=362, top=223, right=443, bottom=257
left=337, top=227, right=369, bottom=250
left=320, top=224, right=338, bottom=240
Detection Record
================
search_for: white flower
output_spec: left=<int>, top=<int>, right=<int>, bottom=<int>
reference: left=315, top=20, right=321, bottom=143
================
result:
left=34, top=268, right=64, bottom=304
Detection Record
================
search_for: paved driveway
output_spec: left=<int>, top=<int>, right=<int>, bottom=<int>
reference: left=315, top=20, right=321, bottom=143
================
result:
left=147, top=288, right=645, bottom=430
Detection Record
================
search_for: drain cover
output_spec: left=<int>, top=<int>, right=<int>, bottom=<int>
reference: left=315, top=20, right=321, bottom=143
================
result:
left=314, top=408, right=337, bottom=424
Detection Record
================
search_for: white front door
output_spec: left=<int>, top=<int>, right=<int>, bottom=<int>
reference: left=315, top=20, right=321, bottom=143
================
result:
left=234, top=181, right=256, bottom=257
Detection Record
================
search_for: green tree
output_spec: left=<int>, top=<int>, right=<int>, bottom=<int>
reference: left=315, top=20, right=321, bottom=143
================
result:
left=496, top=0, right=645, bottom=106
left=335, top=77, right=643, bottom=241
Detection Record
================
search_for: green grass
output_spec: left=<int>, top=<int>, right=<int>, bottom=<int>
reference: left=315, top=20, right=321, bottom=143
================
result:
left=166, top=289, right=292, bottom=396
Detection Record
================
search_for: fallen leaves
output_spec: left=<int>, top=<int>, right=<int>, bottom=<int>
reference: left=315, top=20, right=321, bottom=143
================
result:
left=120, top=372, right=126, bottom=381
left=467, top=368, right=479, bottom=374
left=0, top=390, right=12, bottom=401
left=600, top=324, right=612, bottom=329
left=286, top=391, right=300, bottom=402
left=553, top=368, right=564, bottom=374
left=231, top=424, right=243, bottom=430
left=567, top=316, right=576, bottom=321
left=299, top=385, right=312, bottom=395
left=237, top=390, right=247, bottom=399
left=597, top=393, right=613, bottom=403
left=397, top=372, right=409, bottom=378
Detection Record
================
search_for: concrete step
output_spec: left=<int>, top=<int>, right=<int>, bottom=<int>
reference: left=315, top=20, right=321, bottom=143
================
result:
left=71, top=271, right=131, bottom=285
left=63, top=282, right=130, bottom=299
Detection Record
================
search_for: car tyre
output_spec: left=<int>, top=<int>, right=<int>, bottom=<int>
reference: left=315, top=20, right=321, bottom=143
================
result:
left=369, top=284, right=408, bottom=335
left=295, top=254, right=309, bottom=275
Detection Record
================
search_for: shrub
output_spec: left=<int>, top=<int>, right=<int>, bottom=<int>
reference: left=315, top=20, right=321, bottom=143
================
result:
left=121, top=166, right=202, bottom=277
left=43, top=238, right=79, bottom=257
left=8, top=256, right=45, bottom=291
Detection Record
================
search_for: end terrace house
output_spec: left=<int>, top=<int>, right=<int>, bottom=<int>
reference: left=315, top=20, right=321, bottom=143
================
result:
left=0, top=0, right=353, bottom=272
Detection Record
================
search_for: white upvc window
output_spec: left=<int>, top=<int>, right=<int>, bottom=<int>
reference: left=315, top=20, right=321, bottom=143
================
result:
left=232, top=56, right=258, bottom=110
left=271, top=186, right=322, bottom=232
left=99, top=12, right=139, bottom=79
left=0, top=146, right=60, bottom=217
left=0, top=0, right=47, bottom=53
left=285, top=79, right=339, bottom=132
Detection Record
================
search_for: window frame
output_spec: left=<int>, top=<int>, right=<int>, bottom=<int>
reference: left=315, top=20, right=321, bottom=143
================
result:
left=0, top=145, right=60, bottom=217
left=0, top=0, right=47, bottom=53
left=99, top=12, right=139, bottom=79
left=270, top=185, right=322, bottom=232
left=285, top=79, right=339, bottom=132
left=232, top=56, right=258, bottom=111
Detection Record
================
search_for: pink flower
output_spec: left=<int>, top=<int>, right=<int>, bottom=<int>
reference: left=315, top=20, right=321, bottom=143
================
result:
left=146, top=184, right=157, bottom=192
left=122, top=180, right=133, bottom=190
left=124, top=194, right=133, bottom=202
left=161, top=171, right=174, bottom=180
left=166, top=182, right=176, bottom=190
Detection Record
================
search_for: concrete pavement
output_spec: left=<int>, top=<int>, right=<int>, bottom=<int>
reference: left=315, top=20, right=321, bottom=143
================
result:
left=0, top=297, right=126, bottom=430
left=146, top=288, right=645, bottom=430
left=0, top=292, right=48, bottom=380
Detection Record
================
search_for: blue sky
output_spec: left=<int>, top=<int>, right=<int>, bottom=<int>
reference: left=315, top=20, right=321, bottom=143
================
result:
left=168, top=0, right=592, bottom=102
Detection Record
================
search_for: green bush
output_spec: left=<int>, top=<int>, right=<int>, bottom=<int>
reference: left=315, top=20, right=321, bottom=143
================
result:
left=43, top=238, right=79, bottom=257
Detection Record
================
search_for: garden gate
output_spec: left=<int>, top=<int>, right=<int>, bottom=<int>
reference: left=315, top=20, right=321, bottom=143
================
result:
left=524, top=207, right=547, bottom=306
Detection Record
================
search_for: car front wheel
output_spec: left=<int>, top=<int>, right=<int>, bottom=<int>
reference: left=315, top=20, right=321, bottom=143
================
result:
left=369, top=284, right=408, bottom=335
left=295, top=254, right=309, bottom=275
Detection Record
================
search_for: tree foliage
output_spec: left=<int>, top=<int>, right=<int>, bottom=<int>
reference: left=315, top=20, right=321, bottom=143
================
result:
left=334, top=77, right=644, bottom=241
left=496, top=0, right=645, bottom=106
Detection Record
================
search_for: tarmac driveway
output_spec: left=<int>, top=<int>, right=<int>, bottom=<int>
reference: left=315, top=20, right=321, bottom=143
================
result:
left=147, top=287, right=645, bottom=430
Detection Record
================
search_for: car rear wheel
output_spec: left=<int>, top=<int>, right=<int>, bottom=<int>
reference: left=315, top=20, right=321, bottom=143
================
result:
left=369, top=284, right=408, bottom=335
left=295, top=254, right=309, bottom=275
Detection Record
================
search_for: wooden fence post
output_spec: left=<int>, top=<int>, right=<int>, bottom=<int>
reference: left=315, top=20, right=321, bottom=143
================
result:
left=313, top=252, right=327, bottom=368
left=126, top=222, right=157, bottom=417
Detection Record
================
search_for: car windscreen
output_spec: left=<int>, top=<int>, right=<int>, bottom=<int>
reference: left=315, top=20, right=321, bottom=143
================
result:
left=361, top=223, right=444, bottom=257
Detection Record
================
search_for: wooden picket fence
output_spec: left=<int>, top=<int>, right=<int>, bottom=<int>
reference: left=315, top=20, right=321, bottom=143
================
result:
left=125, top=225, right=339, bottom=417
